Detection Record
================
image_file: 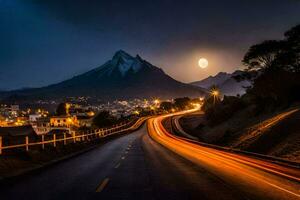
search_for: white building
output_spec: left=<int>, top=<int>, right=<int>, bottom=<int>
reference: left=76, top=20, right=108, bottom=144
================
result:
left=29, top=114, right=42, bottom=123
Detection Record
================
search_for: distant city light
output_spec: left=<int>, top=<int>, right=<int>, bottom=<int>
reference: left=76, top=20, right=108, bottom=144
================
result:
left=133, top=110, right=140, bottom=115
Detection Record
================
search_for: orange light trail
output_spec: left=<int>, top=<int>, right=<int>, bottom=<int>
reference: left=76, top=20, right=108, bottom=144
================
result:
left=147, top=108, right=300, bottom=199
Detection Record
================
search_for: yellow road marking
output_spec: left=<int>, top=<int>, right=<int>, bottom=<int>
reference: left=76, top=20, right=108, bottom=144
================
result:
left=96, top=178, right=109, bottom=192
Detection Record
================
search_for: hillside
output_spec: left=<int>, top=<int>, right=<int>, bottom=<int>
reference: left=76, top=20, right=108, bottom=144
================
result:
left=178, top=105, right=300, bottom=162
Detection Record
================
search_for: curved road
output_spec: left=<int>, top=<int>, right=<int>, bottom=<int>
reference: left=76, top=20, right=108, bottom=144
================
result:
left=1, top=112, right=300, bottom=199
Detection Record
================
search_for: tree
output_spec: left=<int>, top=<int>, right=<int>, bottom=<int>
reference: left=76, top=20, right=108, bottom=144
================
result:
left=202, top=95, right=245, bottom=125
left=285, top=24, right=300, bottom=48
left=242, top=40, right=284, bottom=71
left=160, top=101, right=174, bottom=111
left=56, top=103, right=68, bottom=116
left=203, top=24, right=300, bottom=124
left=202, top=87, right=221, bottom=114
left=282, top=24, right=300, bottom=72
left=246, top=68, right=300, bottom=108
left=92, top=111, right=117, bottom=128
left=174, top=97, right=191, bottom=110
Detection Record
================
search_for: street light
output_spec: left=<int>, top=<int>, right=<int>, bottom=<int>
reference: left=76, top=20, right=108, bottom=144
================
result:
left=211, top=90, right=219, bottom=97
left=210, top=88, right=220, bottom=105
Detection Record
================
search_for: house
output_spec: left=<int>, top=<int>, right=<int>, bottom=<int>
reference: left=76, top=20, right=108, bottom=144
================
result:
left=50, top=115, right=79, bottom=128
left=34, top=117, right=51, bottom=135
left=29, top=114, right=42, bottom=123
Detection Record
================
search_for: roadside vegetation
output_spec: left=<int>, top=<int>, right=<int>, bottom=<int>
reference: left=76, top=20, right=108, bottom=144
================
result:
left=182, top=24, right=300, bottom=162
left=160, top=97, right=201, bottom=112
left=203, top=24, right=300, bottom=125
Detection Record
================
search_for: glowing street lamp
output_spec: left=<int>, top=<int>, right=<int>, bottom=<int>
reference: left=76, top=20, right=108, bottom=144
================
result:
left=211, top=90, right=219, bottom=97
left=210, top=88, right=220, bottom=105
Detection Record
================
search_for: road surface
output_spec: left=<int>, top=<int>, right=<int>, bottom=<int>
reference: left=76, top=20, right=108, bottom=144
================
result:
left=1, top=112, right=300, bottom=199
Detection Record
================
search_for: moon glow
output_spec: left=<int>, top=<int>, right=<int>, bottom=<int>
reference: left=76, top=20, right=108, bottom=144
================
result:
left=198, top=58, right=208, bottom=68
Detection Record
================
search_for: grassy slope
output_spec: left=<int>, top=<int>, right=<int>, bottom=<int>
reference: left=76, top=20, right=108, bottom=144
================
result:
left=179, top=106, right=300, bottom=162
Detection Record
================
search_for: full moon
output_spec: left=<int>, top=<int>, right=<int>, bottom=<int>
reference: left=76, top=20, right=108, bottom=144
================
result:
left=198, top=58, right=208, bottom=68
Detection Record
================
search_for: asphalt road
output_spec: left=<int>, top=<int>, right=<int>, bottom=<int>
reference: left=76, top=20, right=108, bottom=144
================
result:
left=1, top=116, right=300, bottom=199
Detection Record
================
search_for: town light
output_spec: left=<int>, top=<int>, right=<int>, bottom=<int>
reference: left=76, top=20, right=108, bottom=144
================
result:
left=65, top=103, right=71, bottom=115
left=154, top=99, right=160, bottom=104
left=88, top=111, right=95, bottom=117
left=150, top=106, right=155, bottom=110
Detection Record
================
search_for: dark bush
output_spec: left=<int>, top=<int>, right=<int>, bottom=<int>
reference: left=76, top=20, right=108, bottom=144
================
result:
left=92, top=111, right=117, bottom=128
left=203, top=95, right=245, bottom=125
left=160, top=101, right=174, bottom=111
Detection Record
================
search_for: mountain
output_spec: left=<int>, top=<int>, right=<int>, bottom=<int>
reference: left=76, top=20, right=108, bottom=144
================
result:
left=190, top=70, right=252, bottom=96
left=1, top=50, right=206, bottom=103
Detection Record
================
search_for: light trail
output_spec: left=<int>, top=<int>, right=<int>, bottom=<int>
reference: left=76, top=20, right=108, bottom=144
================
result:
left=147, top=108, right=300, bottom=199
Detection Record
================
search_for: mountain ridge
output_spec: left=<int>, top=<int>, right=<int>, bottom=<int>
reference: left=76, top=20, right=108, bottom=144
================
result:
left=190, top=70, right=251, bottom=96
left=0, top=50, right=206, bottom=103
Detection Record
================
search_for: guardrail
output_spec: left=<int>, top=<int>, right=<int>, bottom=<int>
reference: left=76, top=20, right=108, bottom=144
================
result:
left=0, top=117, right=146, bottom=155
left=170, top=113, right=300, bottom=168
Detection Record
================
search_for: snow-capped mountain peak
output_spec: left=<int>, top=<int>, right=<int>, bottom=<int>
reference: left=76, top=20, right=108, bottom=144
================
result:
left=111, top=50, right=142, bottom=76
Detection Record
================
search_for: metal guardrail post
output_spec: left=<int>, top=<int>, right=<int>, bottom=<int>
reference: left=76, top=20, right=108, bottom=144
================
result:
left=63, top=133, right=66, bottom=145
left=53, top=134, right=56, bottom=147
left=73, top=132, right=76, bottom=143
left=25, top=136, right=29, bottom=151
left=0, top=136, right=2, bottom=155
left=42, top=135, right=45, bottom=150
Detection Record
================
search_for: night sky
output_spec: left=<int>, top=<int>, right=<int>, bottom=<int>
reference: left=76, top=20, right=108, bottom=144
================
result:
left=1, top=0, right=300, bottom=90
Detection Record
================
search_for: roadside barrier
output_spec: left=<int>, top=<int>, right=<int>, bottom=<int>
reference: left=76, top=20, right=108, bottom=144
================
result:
left=0, top=117, right=146, bottom=155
